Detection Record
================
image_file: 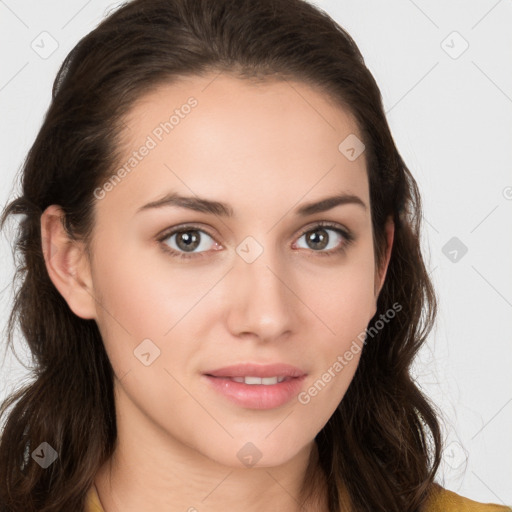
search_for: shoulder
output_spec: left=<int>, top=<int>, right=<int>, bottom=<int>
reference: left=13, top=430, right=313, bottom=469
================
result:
left=424, top=483, right=512, bottom=512
left=85, top=484, right=104, bottom=512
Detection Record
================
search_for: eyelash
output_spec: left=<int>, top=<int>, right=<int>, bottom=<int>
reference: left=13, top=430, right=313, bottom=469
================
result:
left=157, top=221, right=354, bottom=260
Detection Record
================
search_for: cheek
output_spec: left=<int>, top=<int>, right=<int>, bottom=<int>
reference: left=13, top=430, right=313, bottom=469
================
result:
left=294, top=251, right=375, bottom=401
left=298, top=250, right=377, bottom=336
left=91, top=234, right=214, bottom=334
left=90, top=239, right=228, bottom=384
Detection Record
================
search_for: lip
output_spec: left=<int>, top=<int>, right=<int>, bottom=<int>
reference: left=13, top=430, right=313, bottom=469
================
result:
left=202, top=363, right=307, bottom=410
left=204, top=363, right=307, bottom=379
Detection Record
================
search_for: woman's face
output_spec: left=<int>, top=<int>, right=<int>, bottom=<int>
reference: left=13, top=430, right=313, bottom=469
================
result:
left=59, top=73, right=392, bottom=468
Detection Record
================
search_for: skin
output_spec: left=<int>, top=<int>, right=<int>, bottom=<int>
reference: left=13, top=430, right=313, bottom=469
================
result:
left=41, top=72, right=394, bottom=512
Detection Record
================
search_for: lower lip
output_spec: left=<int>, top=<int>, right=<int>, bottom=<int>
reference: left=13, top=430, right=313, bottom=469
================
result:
left=203, top=375, right=306, bottom=410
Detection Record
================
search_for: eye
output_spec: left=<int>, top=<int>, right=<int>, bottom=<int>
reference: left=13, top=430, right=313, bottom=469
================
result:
left=158, top=225, right=219, bottom=259
left=293, top=222, right=354, bottom=256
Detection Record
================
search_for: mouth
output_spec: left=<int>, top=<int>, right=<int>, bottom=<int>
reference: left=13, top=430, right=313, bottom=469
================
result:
left=202, top=363, right=307, bottom=409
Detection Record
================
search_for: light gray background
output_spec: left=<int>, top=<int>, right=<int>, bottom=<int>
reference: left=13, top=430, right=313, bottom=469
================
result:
left=1, top=0, right=511, bottom=504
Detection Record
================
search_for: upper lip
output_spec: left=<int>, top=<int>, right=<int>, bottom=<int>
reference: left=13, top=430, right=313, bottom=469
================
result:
left=204, top=363, right=307, bottom=378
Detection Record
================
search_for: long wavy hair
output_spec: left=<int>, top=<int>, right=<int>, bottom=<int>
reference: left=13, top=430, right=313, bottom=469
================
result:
left=0, top=0, right=444, bottom=510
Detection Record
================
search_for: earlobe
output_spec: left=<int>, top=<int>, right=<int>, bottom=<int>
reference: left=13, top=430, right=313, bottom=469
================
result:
left=40, top=205, right=97, bottom=320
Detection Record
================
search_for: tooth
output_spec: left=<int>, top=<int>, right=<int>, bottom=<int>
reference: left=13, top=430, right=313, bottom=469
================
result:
left=229, top=376, right=287, bottom=385
left=244, top=376, right=262, bottom=385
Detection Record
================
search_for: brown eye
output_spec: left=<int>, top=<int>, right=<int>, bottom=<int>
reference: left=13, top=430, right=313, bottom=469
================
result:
left=160, top=227, right=217, bottom=257
left=303, top=228, right=330, bottom=250
left=294, top=223, right=354, bottom=256
left=174, top=230, right=201, bottom=252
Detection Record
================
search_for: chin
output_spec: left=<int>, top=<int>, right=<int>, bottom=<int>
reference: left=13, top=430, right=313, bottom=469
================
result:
left=196, top=434, right=309, bottom=470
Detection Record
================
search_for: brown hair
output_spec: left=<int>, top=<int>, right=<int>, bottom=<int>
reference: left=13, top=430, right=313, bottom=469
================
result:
left=0, top=0, right=443, bottom=510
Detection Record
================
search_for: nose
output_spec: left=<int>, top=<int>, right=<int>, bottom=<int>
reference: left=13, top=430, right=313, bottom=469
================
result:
left=224, top=240, right=298, bottom=343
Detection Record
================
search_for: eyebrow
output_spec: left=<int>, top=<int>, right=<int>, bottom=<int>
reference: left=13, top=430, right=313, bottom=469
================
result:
left=136, top=191, right=367, bottom=217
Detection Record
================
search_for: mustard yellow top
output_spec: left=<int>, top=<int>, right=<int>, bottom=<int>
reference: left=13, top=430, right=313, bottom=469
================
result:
left=425, top=485, right=511, bottom=512
left=85, top=483, right=512, bottom=511
left=86, top=484, right=103, bottom=511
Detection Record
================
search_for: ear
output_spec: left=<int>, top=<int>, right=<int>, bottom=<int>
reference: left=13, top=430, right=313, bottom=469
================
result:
left=40, top=205, right=97, bottom=320
left=372, top=216, right=395, bottom=310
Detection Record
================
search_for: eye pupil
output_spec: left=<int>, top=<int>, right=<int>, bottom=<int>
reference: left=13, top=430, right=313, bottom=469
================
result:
left=176, top=231, right=200, bottom=251
left=307, top=229, right=328, bottom=250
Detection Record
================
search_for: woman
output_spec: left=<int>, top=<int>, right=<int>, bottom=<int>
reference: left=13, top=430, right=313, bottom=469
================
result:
left=0, top=0, right=510, bottom=511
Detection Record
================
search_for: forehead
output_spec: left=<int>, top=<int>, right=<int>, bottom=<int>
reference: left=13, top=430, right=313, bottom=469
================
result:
left=97, top=72, right=369, bottom=219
